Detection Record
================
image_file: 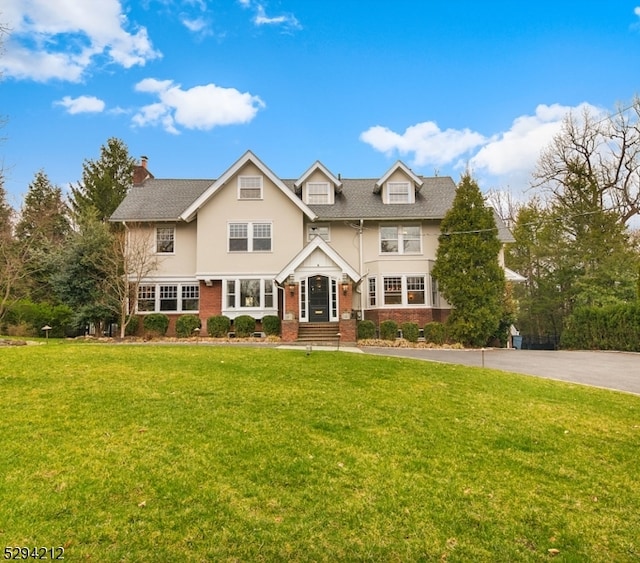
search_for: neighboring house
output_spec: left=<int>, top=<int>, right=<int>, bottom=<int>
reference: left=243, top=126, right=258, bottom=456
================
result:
left=111, top=150, right=516, bottom=342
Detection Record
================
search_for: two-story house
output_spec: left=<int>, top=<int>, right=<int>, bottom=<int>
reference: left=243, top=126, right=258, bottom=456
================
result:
left=111, top=150, right=516, bottom=342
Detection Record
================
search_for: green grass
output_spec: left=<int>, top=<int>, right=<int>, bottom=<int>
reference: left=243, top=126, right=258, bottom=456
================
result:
left=1, top=343, right=639, bottom=561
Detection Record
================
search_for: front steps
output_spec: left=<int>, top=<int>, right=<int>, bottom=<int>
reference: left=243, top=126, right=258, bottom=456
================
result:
left=296, top=322, right=341, bottom=346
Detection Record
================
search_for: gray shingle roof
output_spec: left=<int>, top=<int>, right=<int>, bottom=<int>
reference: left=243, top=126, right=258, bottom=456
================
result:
left=281, top=177, right=456, bottom=220
left=110, top=179, right=213, bottom=222
left=109, top=175, right=513, bottom=243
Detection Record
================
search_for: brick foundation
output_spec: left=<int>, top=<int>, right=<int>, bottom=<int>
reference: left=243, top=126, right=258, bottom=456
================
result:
left=363, top=308, right=450, bottom=328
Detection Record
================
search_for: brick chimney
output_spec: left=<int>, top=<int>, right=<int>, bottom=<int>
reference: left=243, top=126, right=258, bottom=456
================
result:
left=133, top=155, right=154, bottom=186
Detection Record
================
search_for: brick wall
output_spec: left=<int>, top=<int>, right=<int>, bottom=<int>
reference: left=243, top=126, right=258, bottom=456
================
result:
left=200, top=281, right=222, bottom=333
left=363, top=308, right=450, bottom=328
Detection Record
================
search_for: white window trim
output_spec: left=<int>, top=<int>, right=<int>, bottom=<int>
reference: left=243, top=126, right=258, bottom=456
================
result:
left=367, top=274, right=429, bottom=308
left=385, top=181, right=413, bottom=204
left=222, top=277, right=278, bottom=318
left=306, top=181, right=331, bottom=205
left=155, top=225, right=176, bottom=255
left=307, top=224, right=331, bottom=242
left=379, top=224, right=422, bottom=255
left=237, top=175, right=263, bottom=200
left=135, top=282, right=200, bottom=313
left=228, top=221, right=273, bottom=253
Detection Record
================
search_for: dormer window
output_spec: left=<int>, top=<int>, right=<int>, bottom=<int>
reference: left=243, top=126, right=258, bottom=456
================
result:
left=238, top=176, right=263, bottom=200
left=306, top=182, right=331, bottom=204
left=386, top=181, right=411, bottom=204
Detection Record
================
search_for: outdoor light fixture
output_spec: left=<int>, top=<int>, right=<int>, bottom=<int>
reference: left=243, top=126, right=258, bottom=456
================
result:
left=288, top=274, right=296, bottom=295
left=341, top=274, right=349, bottom=295
left=42, top=325, right=52, bottom=343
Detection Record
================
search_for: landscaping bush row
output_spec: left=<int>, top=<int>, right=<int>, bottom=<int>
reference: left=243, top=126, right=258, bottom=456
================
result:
left=140, top=314, right=282, bottom=338
left=561, top=303, right=640, bottom=352
left=357, top=320, right=447, bottom=344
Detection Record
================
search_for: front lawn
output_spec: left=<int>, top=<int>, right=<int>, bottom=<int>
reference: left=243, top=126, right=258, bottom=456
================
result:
left=0, top=343, right=638, bottom=561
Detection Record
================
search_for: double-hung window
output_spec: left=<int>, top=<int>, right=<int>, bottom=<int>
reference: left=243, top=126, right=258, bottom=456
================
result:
left=225, top=279, right=275, bottom=310
left=380, top=225, right=421, bottom=254
left=156, top=226, right=175, bottom=253
left=368, top=275, right=427, bottom=306
left=159, top=285, right=178, bottom=311
left=138, top=285, right=155, bottom=311
left=228, top=222, right=272, bottom=252
left=136, top=283, right=199, bottom=313
left=306, top=182, right=330, bottom=204
left=238, top=176, right=262, bottom=199
left=386, top=182, right=411, bottom=203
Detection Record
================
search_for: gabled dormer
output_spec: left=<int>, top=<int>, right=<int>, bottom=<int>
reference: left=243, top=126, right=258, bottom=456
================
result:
left=180, top=150, right=316, bottom=222
left=374, top=161, right=424, bottom=204
left=294, top=161, right=343, bottom=205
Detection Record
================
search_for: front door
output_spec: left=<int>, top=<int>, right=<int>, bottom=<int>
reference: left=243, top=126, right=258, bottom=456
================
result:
left=308, top=275, right=329, bottom=322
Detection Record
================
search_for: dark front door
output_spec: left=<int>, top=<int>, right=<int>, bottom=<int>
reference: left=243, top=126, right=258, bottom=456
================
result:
left=308, top=275, right=329, bottom=322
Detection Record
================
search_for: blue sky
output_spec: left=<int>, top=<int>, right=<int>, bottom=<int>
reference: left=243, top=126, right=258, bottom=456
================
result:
left=1, top=1, right=640, bottom=209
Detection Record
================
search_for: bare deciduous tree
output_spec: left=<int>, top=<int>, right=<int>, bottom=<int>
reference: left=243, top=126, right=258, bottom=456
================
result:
left=534, top=99, right=640, bottom=225
left=103, top=223, right=160, bottom=338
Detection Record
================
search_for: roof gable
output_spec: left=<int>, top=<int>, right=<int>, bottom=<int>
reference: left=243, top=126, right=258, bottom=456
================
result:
left=374, top=161, right=424, bottom=194
left=294, top=160, right=343, bottom=193
left=275, top=236, right=359, bottom=285
left=180, top=150, right=317, bottom=222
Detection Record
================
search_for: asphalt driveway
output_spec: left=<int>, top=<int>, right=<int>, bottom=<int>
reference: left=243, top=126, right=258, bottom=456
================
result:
left=360, top=347, right=640, bottom=395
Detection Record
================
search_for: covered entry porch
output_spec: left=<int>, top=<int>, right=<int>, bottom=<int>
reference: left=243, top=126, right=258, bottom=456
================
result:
left=275, top=237, right=359, bottom=344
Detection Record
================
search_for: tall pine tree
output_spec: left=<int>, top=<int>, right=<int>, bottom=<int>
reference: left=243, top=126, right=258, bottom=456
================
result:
left=15, top=171, right=71, bottom=303
left=432, top=173, right=506, bottom=346
left=70, top=137, right=135, bottom=222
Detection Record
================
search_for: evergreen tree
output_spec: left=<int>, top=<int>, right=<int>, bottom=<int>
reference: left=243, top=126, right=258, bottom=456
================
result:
left=49, top=213, right=118, bottom=332
left=69, top=137, right=135, bottom=222
left=15, top=171, right=71, bottom=303
left=432, top=173, right=506, bottom=346
left=0, top=183, right=13, bottom=241
left=16, top=170, right=70, bottom=245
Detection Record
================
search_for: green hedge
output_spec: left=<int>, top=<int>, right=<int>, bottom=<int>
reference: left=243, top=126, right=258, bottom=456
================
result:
left=262, top=315, right=281, bottom=336
left=561, top=303, right=640, bottom=351
left=4, top=300, right=73, bottom=337
left=207, top=315, right=231, bottom=337
left=176, top=314, right=202, bottom=338
left=424, top=322, right=446, bottom=345
left=400, top=322, right=420, bottom=343
left=357, top=320, right=376, bottom=340
left=234, top=315, right=256, bottom=337
left=143, top=313, right=169, bottom=336
left=379, top=320, right=398, bottom=341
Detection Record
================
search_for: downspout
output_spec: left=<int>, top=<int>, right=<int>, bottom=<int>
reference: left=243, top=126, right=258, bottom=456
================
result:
left=359, top=219, right=364, bottom=320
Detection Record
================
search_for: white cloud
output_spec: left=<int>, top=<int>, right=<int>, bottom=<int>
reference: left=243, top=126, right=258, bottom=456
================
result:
left=54, top=95, right=106, bottom=114
left=0, top=0, right=161, bottom=82
left=132, top=78, right=266, bottom=134
left=360, top=122, right=486, bottom=167
left=254, top=5, right=300, bottom=28
left=361, top=103, right=604, bottom=190
left=181, top=16, right=210, bottom=34
left=469, top=103, right=602, bottom=188
left=238, top=0, right=301, bottom=30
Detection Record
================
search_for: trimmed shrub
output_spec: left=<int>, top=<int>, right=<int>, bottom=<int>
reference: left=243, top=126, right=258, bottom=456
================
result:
left=262, top=315, right=281, bottom=336
left=357, top=320, right=376, bottom=340
left=424, top=322, right=446, bottom=345
left=124, top=316, right=139, bottom=336
left=561, top=303, right=640, bottom=351
left=400, top=322, right=420, bottom=343
left=234, top=315, right=256, bottom=337
left=6, top=299, right=73, bottom=338
left=379, top=319, right=398, bottom=341
left=176, top=314, right=202, bottom=338
left=143, top=313, right=169, bottom=336
left=207, top=315, right=231, bottom=338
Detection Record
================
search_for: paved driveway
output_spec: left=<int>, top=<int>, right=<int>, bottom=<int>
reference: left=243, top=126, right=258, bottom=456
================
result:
left=361, top=348, right=640, bottom=395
